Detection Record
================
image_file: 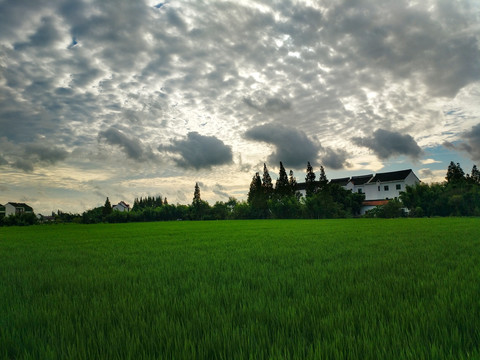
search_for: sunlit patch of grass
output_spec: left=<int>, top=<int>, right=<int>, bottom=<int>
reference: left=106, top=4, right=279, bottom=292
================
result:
left=1, top=219, right=479, bottom=359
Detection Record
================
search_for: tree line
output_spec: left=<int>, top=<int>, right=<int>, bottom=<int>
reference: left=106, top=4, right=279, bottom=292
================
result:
left=2, top=161, right=479, bottom=226
left=80, top=161, right=365, bottom=223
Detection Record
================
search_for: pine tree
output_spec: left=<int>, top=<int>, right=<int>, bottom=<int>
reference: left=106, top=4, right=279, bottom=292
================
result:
left=275, top=162, right=290, bottom=197
left=248, top=172, right=262, bottom=204
left=164, top=197, right=168, bottom=205
left=305, top=161, right=317, bottom=197
left=193, top=182, right=201, bottom=206
left=446, top=161, right=465, bottom=184
left=262, top=163, right=274, bottom=200
left=318, top=165, right=328, bottom=191
left=289, top=169, right=297, bottom=196
left=471, top=165, right=480, bottom=184
left=103, top=197, right=112, bottom=216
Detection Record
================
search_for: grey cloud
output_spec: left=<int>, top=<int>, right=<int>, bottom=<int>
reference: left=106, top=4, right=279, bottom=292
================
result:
left=25, top=144, right=69, bottom=164
left=99, top=127, right=146, bottom=161
left=322, top=148, right=351, bottom=170
left=352, top=129, right=423, bottom=160
left=159, top=132, right=233, bottom=170
left=13, top=159, right=34, bottom=172
left=213, top=183, right=230, bottom=199
left=243, top=93, right=291, bottom=113
left=244, top=124, right=321, bottom=167
left=0, top=155, right=8, bottom=166
left=13, top=16, right=61, bottom=50
left=458, top=124, right=480, bottom=161
left=420, top=168, right=434, bottom=177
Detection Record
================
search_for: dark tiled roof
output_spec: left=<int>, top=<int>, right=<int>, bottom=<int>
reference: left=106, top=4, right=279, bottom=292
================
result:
left=295, top=181, right=320, bottom=191
left=329, top=177, right=350, bottom=186
left=349, top=174, right=373, bottom=185
left=7, top=202, right=33, bottom=211
left=369, top=169, right=412, bottom=183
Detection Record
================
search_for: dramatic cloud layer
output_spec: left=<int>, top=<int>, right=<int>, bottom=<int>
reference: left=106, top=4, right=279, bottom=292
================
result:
left=352, top=129, right=423, bottom=160
left=0, top=0, right=479, bottom=213
left=159, top=132, right=233, bottom=170
left=456, top=123, right=480, bottom=161
left=244, top=124, right=320, bottom=168
left=99, top=128, right=148, bottom=161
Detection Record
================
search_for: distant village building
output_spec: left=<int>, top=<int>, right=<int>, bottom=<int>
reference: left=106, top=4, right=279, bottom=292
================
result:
left=113, top=201, right=130, bottom=212
left=297, top=169, right=420, bottom=215
left=0, top=202, right=34, bottom=216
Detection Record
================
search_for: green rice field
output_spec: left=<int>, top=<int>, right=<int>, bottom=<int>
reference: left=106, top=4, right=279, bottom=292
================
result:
left=1, top=218, right=480, bottom=359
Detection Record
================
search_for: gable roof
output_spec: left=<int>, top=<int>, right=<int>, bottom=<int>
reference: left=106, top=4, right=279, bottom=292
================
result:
left=349, top=174, right=373, bottom=185
left=115, top=201, right=130, bottom=208
left=6, top=202, right=33, bottom=211
left=329, top=177, right=350, bottom=186
left=369, top=169, right=413, bottom=183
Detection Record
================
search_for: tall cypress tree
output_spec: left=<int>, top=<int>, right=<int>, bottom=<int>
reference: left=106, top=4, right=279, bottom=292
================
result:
left=262, top=163, right=274, bottom=200
left=275, top=161, right=290, bottom=197
left=305, top=161, right=317, bottom=197
left=318, top=165, right=328, bottom=191
left=248, top=172, right=262, bottom=204
left=103, top=197, right=112, bottom=216
left=193, top=182, right=201, bottom=205
left=470, top=165, right=480, bottom=184
left=289, top=169, right=297, bottom=196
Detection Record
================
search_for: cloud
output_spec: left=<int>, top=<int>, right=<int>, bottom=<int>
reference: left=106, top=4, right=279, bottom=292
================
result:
left=322, top=148, right=351, bottom=170
left=244, top=124, right=321, bottom=168
left=159, top=132, right=233, bottom=170
left=25, top=144, right=68, bottom=164
left=98, top=127, right=146, bottom=161
left=12, top=159, right=34, bottom=172
left=352, top=129, right=423, bottom=160
left=421, top=158, right=441, bottom=165
left=212, top=183, right=230, bottom=199
left=0, top=155, right=8, bottom=166
left=243, top=92, right=291, bottom=113
left=457, top=123, right=480, bottom=161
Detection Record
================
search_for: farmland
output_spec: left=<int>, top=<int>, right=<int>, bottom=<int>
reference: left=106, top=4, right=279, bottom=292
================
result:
left=1, top=218, right=479, bottom=359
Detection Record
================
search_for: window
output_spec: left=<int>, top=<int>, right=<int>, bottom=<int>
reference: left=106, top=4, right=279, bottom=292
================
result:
left=384, top=185, right=389, bottom=191
left=358, top=189, right=363, bottom=194
left=396, top=184, right=401, bottom=190
left=378, top=186, right=380, bottom=191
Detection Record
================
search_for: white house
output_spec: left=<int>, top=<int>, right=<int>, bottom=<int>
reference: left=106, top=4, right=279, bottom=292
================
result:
left=360, top=169, right=420, bottom=202
left=2, top=202, right=34, bottom=216
left=113, top=201, right=130, bottom=212
left=297, top=169, right=420, bottom=214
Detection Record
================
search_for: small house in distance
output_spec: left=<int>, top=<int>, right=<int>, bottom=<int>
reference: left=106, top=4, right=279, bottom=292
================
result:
left=2, top=202, right=34, bottom=216
left=113, top=201, right=130, bottom=212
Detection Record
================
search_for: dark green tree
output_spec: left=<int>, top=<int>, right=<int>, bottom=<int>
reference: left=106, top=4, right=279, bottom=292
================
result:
left=247, top=172, right=262, bottom=204
left=305, top=161, right=317, bottom=197
left=470, top=165, right=480, bottom=184
left=248, top=172, right=267, bottom=218
left=289, top=170, right=298, bottom=197
left=446, top=161, right=465, bottom=184
left=262, top=163, right=274, bottom=200
left=103, top=197, right=112, bottom=216
left=318, top=165, right=328, bottom=191
left=275, top=162, right=290, bottom=197
left=193, top=182, right=201, bottom=206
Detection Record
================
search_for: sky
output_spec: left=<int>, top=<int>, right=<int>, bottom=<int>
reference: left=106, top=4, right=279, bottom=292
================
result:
left=1, top=0, right=480, bottom=214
